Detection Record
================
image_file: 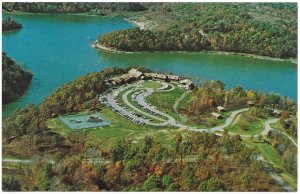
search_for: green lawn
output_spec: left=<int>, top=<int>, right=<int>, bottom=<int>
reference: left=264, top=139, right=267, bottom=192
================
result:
left=177, top=90, right=193, bottom=111
left=147, top=84, right=185, bottom=121
left=246, top=140, right=283, bottom=168
left=225, top=112, right=267, bottom=136
left=47, top=107, right=182, bottom=149
left=142, top=80, right=161, bottom=89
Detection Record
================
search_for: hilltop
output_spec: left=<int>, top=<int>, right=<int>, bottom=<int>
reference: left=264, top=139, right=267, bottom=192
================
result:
left=2, top=67, right=297, bottom=191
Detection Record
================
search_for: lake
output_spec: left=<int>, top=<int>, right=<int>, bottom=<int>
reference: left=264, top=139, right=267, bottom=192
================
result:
left=2, top=13, right=297, bottom=118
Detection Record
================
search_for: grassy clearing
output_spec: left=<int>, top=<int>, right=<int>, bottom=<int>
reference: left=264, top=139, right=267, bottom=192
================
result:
left=225, top=112, right=267, bottom=135
left=47, top=107, right=180, bottom=149
left=128, top=11, right=175, bottom=31
left=246, top=140, right=283, bottom=168
left=147, top=84, right=185, bottom=121
left=177, top=91, right=193, bottom=111
left=142, top=80, right=161, bottom=89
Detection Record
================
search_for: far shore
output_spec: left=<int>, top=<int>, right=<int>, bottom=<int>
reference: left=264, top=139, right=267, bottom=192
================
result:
left=4, top=10, right=297, bottom=64
left=93, top=42, right=297, bottom=64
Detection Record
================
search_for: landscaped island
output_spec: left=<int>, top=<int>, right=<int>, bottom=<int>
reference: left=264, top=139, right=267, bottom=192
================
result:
left=3, top=67, right=297, bottom=191
left=2, top=52, right=32, bottom=104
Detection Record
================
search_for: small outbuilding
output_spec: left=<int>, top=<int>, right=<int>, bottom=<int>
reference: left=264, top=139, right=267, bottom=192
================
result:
left=272, top=109, right=282, bottom=117
left=211, top=112, right=223, bottom=119
left=179, top=79, right=195, bottom=90
left=217, top=106, right=226, bottom=112
left=247, top=101, right=255, bottom=106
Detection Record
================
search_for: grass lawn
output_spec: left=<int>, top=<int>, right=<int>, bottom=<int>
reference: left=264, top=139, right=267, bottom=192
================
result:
left=225, top=112, right=267, bottom=136
left=147, top=84, right=185, bottom=121
left=142, top=80, right=161, bottom=89
left=47, top=107, right=181, bottom=149
left=177, top=90, right=193, bottom=111
left=246, top=140, right=283, bottom=168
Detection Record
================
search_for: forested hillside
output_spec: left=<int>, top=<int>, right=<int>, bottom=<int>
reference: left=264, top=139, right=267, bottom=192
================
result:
left=2, top=52, right=32, bottom=104
left=98, top=3, right=297, bottom=58
left=2, top=2, right=146, bottom=16
left=2, top=67, right=297, bottom=191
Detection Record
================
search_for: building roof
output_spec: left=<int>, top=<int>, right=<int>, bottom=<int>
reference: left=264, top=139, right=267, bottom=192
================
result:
left=110, top=76, right=123, bottom=82
left=179, top=79, right=193, bottom=86
left=247, top=101, right=255, bottom=105
left=217, top=106, right=225, bottom=111
left=145, top=73, right=166, bottom=79
left=211, top=112, right=222, bottom=118
left=166, top=74, right=180, bottom=80
left=273, top=109, right=282, bottom=114
left=128, top=68, right=143, bottom=78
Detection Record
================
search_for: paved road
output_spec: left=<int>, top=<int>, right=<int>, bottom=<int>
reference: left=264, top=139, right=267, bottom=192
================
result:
left=3, top=158, right=55, bottom=164
left=134, top=89, right=176, bottom=125
left=176, top=108, right=249, bottom=133
left=157, top=82, right=175, bottom=92
left=3, top=158, right=31, bottom=163
left=264, top=119, right=297, bottom=146
left=228, top=118, right=297, bottom=146
left=123, top=89, right=166, bottom=122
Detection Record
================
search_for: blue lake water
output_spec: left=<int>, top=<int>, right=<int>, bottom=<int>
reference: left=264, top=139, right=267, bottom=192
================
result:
left=2, top=13, right=297, bottom=118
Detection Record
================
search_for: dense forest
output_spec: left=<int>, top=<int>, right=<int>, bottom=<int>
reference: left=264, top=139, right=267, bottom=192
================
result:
left=2, top=17, right=22, bottom=31
left=2, top=2, right=146, bottom=16
left=98, top=3, right=297, bottom=58
left=2, top=52, right=32, bottom=104
left=2, top=67, right=297, bottom=191
left=3, top=134, right=283, bottom=191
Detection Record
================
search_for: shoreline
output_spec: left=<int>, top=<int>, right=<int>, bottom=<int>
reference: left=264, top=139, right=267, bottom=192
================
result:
left=124, top=18, right=145, bottom=30
left=5, top=11, right=297, bottom=63
left=93, top=42, right=297, bottom=64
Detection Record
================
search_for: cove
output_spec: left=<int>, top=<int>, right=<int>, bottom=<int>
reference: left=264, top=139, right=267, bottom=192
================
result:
left=2, top=13, right=297, bottom=119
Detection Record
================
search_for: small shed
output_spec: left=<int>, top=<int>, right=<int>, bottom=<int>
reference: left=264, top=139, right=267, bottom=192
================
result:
left=217, top=106, right=226, bottom=112
left=272, top=109, right=282, bottom=117
left=247, top=101, right=255, bottom=106
left=211, top=112, right=223, bottom=119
